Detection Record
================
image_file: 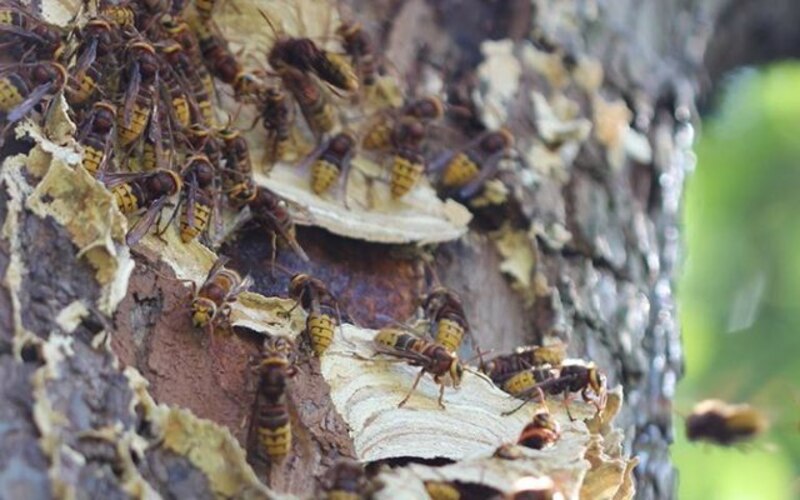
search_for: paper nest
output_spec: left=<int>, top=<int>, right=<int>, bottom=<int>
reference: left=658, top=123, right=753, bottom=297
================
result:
left=321, top=324, right=635, bottom=499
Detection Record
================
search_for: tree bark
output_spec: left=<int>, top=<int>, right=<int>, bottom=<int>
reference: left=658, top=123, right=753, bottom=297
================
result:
left=2, top=0, right=785, bottom=498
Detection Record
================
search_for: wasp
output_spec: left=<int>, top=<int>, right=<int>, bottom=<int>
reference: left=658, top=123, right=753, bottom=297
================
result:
left=365, top=113, right=430, bottom=199
left=298, top=132, right=356, bottom=196
left=159, top=41, right=214, bottom=126
left=501, top=360, right=606, bottom=417
left=0, top=2, right=63, bottom=59
left=218, top=126, right=257, bottom=206
left=254, top=85, right=293, bottom=163
left=422, top=287, right=468, bottom=354
left=247, top=186, right=310, bottom=263
left=157, top=42, right=193, bottom=128
left=361, top=95, right=443, bottom=151
left=104, top=169, right=181, bottom=245
left=373, top=328, right=463, bottom=409
left=517, top=410, right=560, bottom=450
left=387, top=117, right=428, bottom=199
left=251, top=336, right=296, bottom=462
left=479, top=343, right=568, bottom=384
left=433, top=128, right=515, bottom=202
left=261, top=9, right=358, bottom=93
left=77, top=101, right=116, bottom=177
left=186, top=255, right=250, bottom=333
left=336, top=21, right=376, bottom=87
left=0, top=62, right=67, bottom=132
left=288, top=274, right=340, bottom=357
left=174, top=155, right=216, bottom=243
left=162, top=17, right=216, bottom=124
left=117, top=42, right=159, bottom=147
left=685, top=399, right=768, bottom=446
left=279, top=66, right=335, bottom=137
left=66, top=18, right=117, bottom=107
left=319, top=458, right=367, bottom=500
left=554, top=360, right=606, bottom=405
left=190, top=18, right=256, bottom=97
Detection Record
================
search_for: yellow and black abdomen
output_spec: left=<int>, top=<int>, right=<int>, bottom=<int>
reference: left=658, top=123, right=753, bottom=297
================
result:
left=172, top=94, right=191, bottom=128
left=66, top=65, right=100, bottom=106
left=117, top=97, right=152, bottom=146
left=224, top=176, right=257, bottom=206
left=190, top=73, right=216, bottom=125
left=180, top=193, right=212, bottom=243
left=112, top=183, right=141, bottom=214
left=375, top=328, right=419, bottom=352
left=0, top=74, right=29, bottom=113
left=102, top=6, right=135, bottom=27
left=140, top=140, right=157, bottom=171
left=434, top=318, right=465, bottom=354
left=306, top=311, right=336, bottom=356
left=0, top=9, right=20, bottom=26
left=311, top=159, right=340, bottom=195
left=80, top=138, right=106, bottom=176
left=501, top=370, right=537, bottom=396
left=302, top=93, right=334, bottom=135
left=441, top=152, right=479, bottom=188
left=197, top=96, right=214, bottom=125
left=256, top=399, right=292, bottom=461
left=362, top=120, right=392, bottom=150
left=501, top=367, right=555, bottom=397
left=315, top=52, right=359, bottom=92
left=390, top=149, right=424, bottom=199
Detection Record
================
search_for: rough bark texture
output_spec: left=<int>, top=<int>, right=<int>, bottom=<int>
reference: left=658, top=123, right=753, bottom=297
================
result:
left=2, top=0, right=799, bottom=499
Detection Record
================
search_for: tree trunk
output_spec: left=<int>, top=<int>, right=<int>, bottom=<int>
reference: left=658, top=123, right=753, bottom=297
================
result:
left=2, top=0, right=791, bottom=498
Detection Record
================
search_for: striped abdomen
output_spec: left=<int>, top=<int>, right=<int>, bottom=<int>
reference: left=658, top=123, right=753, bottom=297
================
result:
left=434, top=318, right=465, bottom=354
left=441, top=152, right=480, bottom=188
left=80, top=138, right=106, bottom=176
left=179, top=192, right=212, bottom=242
left=255, top=397, right=291, bottom=461
left=306, top=312, right=336, bottom=356
left=390, top=150, right=424, bottom=198
left=311, top=160, right=340, bottom=195
left=112, top=183, right=142, bottom=214
left=0, top=74, right=28, bottom=113
left=117, top=95, right=152, bottom=146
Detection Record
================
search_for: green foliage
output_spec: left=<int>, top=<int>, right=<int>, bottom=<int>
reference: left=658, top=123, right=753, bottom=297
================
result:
left=676, top=63, right=800, bottom=497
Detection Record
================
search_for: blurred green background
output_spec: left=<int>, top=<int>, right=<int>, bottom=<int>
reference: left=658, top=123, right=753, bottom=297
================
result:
left=674, top=63, right=800, bottom=499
